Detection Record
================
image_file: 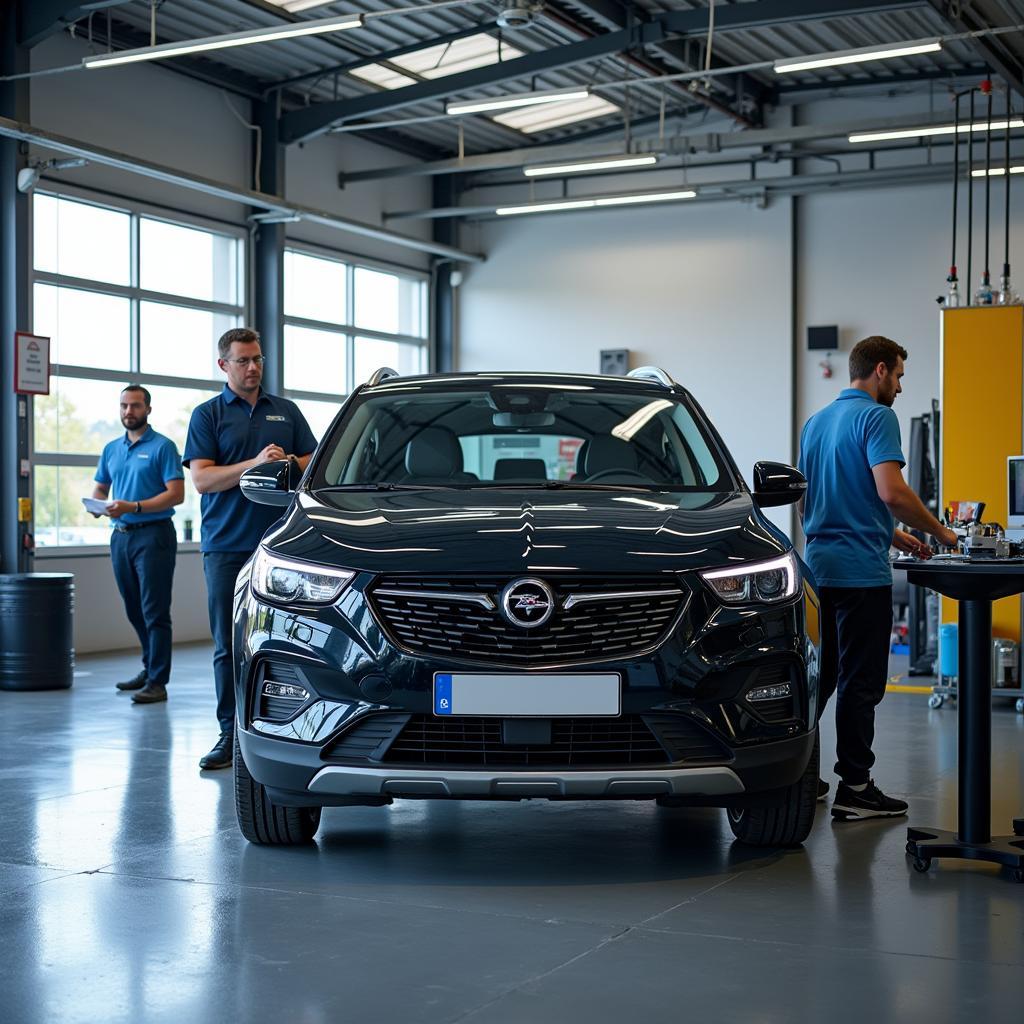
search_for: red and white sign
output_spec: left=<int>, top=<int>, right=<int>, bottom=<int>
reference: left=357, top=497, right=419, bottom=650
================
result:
left=14, top=332, right=50, bottom=395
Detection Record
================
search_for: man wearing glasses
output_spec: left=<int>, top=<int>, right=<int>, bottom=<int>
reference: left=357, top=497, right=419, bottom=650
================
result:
left=184, top=328, right=317, bottom=772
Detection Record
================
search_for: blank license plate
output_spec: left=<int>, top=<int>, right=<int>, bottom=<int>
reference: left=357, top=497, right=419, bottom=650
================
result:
left=433, top=673, right=620, bottom=717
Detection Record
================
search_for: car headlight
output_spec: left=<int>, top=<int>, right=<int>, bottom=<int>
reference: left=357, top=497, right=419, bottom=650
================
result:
left=251, top=547, right=354, bottom=605
left=701, top=551, right=800, bottom=605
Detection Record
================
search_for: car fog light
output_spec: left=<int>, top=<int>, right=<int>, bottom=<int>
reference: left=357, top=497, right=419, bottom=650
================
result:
left=263, top=681, right=308, bottom=701
left=747, top=683, right=792, bottom=702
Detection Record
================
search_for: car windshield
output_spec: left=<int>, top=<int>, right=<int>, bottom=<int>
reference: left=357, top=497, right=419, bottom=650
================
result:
left=313, top=382, right=734, bottom=491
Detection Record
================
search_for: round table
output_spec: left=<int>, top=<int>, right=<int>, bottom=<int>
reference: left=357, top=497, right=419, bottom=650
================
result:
left=893, top=557, right=1024, bottom=880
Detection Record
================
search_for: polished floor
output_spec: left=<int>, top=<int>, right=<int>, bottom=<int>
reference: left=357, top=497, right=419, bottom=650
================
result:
left=1, top=644, right=1022, bottom=1024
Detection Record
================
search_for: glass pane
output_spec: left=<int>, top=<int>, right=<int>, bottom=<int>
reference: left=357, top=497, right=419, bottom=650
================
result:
left=34, top=465, right=112, bottom=547
left=33, top=284, right=130, bottom=371
left=353, top=336, right=426, bottom=385
left=139, top=301, right=236, bottom=380
left=284, top=251, right=347, bottom=324
left=34, top=376, right=124, bottom=456
left=139, top=218, right=240, bottom=303
left=353, top=267, right=426, bottom=337
left=283, top=324, right=347, bottom=395
left=33, top=194, right=130, bottom=286
left=143, top=383, right=219, bottom=455
left=291, top=398, right=339, bottom=445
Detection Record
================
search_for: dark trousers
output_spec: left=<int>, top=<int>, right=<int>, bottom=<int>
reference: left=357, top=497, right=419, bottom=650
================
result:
left=817, top=585, right=893, bottom=787
left=203, top=550, right=251, bottom=735
left=110, top=520, right=177, bottom=688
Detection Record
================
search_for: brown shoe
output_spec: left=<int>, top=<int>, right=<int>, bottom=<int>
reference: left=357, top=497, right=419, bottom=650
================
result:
left=116, top=670, right=148, bottom=691
left=132, top=683, right=167, bottom=704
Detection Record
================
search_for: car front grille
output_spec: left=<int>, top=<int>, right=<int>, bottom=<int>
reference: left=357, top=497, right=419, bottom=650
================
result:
left=324, top=712, right=730, bottom=770
left=366, top=575, right=688, bottom=667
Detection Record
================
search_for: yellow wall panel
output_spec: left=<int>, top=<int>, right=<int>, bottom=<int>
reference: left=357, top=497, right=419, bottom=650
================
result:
left=941, top=307, right=1023, bottom=639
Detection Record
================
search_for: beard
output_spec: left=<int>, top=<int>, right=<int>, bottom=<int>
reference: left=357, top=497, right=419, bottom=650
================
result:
left=122, top=415, right=148, bottom=430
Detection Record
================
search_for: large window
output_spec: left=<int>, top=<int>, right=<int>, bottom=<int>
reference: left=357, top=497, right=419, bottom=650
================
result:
left=32, top=192, right=244, bottom=548
left=282, top=246, right=428, bottom=441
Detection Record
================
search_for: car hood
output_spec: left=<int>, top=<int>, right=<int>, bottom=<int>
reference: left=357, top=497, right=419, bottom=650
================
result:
left=262, top=487, right=789, bottom=575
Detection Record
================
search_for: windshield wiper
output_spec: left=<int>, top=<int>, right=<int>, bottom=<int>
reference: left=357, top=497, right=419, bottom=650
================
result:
left=315, top=483, right=447, bottom=492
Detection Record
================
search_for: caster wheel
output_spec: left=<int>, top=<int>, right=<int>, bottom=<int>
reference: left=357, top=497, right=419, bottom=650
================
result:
left=1015, top=698, right=1024, bottom=714
left=906, top=841, right=918, bottom=856
left=1012, top=868, right=1024, bottom=884
left=913, top=857, right=931, bottom=874
left=928, top=694, right=943, bottom=709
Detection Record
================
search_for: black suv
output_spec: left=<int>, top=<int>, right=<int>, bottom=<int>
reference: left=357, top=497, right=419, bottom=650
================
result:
left=232, top=367, right=820, bottom=847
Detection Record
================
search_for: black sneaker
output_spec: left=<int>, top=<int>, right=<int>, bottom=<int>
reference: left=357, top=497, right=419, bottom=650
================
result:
left=831, top=780, right=908, bottom=821
left=817, top=779, right=829, bottom=803
left=116, top=670, right=148, bottom=692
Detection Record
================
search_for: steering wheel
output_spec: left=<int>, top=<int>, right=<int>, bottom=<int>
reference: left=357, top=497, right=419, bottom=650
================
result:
left=584, top=468, right=652, bottom=483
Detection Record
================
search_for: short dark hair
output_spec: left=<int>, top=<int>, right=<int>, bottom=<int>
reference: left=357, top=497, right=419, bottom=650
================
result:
left=848, top=336, right=908, bottom=381
left=121, top=384, right=151, bottom=405
left=218, top=327, right=261, bottom=360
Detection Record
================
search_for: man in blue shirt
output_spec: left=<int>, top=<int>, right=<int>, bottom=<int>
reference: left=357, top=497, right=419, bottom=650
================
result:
left=92, top=385, right=185, bottom=705
left=799, top=336, right=956, bottom=821
left=184, top=328, right=317, bottom=771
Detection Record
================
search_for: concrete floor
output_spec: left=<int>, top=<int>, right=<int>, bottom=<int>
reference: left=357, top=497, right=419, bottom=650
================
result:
left=1, top=644, right=1022, bottom=1024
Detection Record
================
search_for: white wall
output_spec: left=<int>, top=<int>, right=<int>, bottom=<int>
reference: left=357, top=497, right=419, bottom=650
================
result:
left=26, top=34, right=433, bottom=653
left=457, top=198, right=796, bottom=494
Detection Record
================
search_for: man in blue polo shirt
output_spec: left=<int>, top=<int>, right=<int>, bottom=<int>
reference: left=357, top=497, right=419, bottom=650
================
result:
left=799, top=336, right=956, bottom=821
left=184, top=327, right=317, bottom=771
left=92, top=385, right=185, bottom=705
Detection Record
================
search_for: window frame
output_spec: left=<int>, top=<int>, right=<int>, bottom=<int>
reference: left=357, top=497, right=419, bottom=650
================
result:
left=281, top=239, right=430, bottom=410
left=30, top=185, right=247, bottom=556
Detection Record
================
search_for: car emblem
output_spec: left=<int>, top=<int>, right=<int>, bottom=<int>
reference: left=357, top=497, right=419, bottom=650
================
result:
left=500, top=578, right=555, bottom=629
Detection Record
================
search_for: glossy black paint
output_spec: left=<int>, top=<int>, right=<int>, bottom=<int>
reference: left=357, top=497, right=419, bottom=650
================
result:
left=752, top=461, right=807, bottom=509
left=233, top=372, right=820, bottom=807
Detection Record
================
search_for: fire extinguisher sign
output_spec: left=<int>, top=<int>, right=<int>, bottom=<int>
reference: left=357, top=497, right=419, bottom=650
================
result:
left=14, top=332, right=51, bottom=395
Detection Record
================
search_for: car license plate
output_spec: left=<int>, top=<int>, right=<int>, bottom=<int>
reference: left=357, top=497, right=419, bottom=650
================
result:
left=433, top=673, right=620, bottom=717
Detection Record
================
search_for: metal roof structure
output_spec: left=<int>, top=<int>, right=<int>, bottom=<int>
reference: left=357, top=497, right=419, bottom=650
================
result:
left=20, top=1, right=1024, bottom=165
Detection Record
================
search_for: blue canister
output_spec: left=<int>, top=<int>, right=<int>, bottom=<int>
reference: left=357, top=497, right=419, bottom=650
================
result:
left=938, top=622, right=959, bottom=680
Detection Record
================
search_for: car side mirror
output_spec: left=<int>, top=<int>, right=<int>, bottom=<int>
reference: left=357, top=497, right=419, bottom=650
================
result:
left=240, top=458, right=297, bottom=507
left=752, top=461, right=807, bottom=508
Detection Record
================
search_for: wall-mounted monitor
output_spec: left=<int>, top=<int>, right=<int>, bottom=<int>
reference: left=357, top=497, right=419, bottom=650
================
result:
left=1009, top=456, right=1024, bottom=529
left=807, top=325, right=838, bottom=351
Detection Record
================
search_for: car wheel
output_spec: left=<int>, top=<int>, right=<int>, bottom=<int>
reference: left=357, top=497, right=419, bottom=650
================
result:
left=727, top=728, right=819, bottom=848
left=233, top=733, right=321, bottom=845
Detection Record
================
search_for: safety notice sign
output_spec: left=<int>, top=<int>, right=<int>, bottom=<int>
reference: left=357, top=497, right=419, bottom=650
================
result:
left=14, top=332, right=50, bottom=395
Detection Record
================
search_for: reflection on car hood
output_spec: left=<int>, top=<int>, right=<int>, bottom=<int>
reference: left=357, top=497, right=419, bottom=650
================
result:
left=261, top=488, right=789, bottom=575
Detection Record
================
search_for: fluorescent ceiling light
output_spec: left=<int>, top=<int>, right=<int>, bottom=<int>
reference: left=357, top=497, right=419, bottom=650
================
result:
left=448, top=87, right=589, bottom=116
left=391, top=34, right=523, bottom=80
left=850, top=118, right=1024, bottom=143
left=524, top=154, right=659, bottom=177
left=264, top=0, right=338, bottom=11
left=495, top=189, right=696, bottom=216
left=971, top=166, right=1024, bottom=177
left=494, top=94, right=620, bottom=133
left=350, top=63, right=418, bottom=90
left=773, top=38, right=941, bottom=74
left=82, top=13, right=363, bottom=68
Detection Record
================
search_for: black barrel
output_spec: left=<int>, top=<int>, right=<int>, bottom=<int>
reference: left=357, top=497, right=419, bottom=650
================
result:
left=0, top=573, right=75, bottom=691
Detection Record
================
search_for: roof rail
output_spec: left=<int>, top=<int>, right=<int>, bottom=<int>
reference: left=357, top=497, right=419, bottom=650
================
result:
left=366, top=367, right=400, bottom=387
left=627, top=366, right=676, bottom=388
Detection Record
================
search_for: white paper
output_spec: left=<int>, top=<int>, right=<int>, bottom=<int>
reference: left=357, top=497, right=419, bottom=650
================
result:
left=81, top=497, right=112, bottom=516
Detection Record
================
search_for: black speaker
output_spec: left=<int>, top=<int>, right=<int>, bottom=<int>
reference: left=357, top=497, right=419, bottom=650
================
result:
left=807, top=325, right=838, bottom=351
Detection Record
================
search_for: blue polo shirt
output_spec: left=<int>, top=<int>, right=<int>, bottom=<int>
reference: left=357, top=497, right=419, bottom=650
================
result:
left=183, top=385, right=317, bottom=553
left=95, top=427, right=184, bottom=526
left=798, top=388, right=905, bottom=588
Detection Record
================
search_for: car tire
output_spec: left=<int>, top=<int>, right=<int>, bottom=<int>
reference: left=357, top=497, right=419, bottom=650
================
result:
left=726, top=728, right=819, bottom=848
left=233, top=733, right=321, bottom=845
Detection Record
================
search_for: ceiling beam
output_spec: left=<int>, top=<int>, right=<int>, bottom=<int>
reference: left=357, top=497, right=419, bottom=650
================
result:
left=280, top=0, right=927, bottom=144
left=0, top=114, right=483, bottom=262
left=17, top=0, right=129, bottom=48
left=340, top=107, right=1001, bottom=182
left=927, top=1, right=1024, bottom=98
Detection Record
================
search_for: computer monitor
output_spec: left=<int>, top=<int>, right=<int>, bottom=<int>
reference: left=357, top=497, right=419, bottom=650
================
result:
left=1009, top=456, right=1024, bottom=530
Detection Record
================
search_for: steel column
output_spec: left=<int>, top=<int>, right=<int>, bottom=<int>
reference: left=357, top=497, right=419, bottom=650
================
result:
left=253, top=94, right=285, bottom=395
